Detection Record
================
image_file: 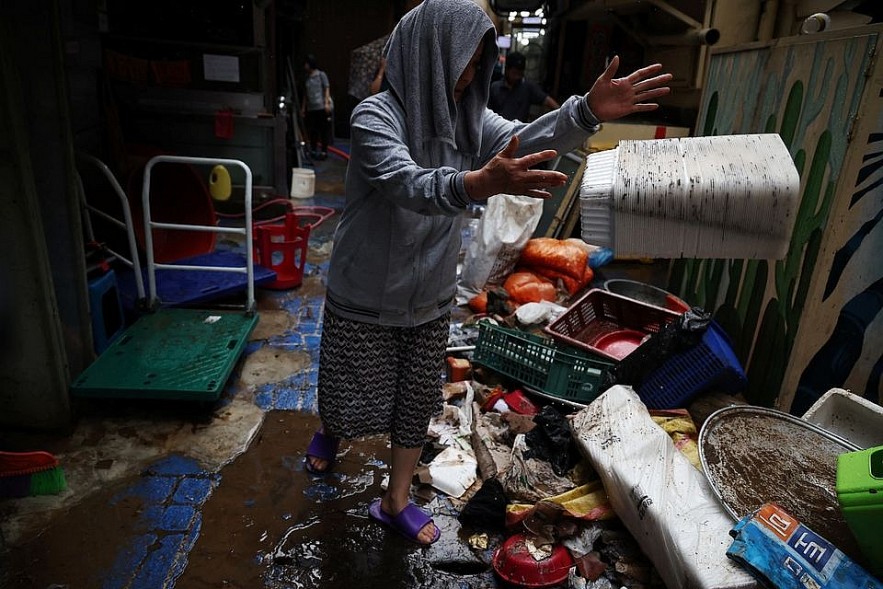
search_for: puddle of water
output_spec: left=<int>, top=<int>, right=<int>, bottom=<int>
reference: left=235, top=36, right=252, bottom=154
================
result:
left=0, top=476, right=147, bottom=588
left=265, top=520, right=495, bottom=589
left=0, top=412, right=499, bottom=589
left=180, top=412, right=497, bottom=589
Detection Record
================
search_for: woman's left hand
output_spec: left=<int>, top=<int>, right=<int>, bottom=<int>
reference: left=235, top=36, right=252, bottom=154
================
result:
left=464, top=135, right=566, bottom=201
left=586, top=55, right=673, bottom=122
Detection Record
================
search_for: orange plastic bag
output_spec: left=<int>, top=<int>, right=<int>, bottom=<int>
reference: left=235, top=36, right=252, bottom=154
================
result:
left=518, top=238, right=588, bottom=283
left=503, top=271, right=557, bottom=305
left=529, top=265, right=594, bottom=295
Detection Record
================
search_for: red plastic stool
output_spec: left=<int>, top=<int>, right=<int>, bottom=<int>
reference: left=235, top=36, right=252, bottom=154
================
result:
left=253, top=213, right=311, bottom=290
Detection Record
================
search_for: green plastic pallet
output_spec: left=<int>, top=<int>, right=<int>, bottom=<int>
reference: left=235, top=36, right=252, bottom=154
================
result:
left=71, top=308, right=258, bottom=401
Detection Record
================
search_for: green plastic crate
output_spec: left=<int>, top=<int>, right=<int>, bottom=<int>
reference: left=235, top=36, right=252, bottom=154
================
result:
left=837, top=445, right=883, bottom=576
left=472, top=322, right=613, bottom=405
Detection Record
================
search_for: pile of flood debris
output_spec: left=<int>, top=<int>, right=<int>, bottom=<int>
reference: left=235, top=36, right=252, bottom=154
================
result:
left=417, top=372, right=688, bottom=588
left=412, top=321, right=883, bottom=589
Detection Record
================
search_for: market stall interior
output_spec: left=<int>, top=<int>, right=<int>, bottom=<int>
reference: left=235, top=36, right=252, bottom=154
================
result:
left=3, top=0, right=883, bottom=588
left=5, top=133, right=883, bottom=588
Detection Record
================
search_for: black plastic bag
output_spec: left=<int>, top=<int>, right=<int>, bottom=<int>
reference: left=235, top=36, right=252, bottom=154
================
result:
left=601, top=307, right=711, bottom=391
left=457, top=478, right=508, bottom=532
left=523, top=405, right=578, bottom=476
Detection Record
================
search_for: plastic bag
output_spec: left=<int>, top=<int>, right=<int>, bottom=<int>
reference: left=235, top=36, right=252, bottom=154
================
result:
left=499, top=434, right=576, bottom=503
left=514, top=301, right=567, bottom=325
left=524, top=405, right=579, bottom=476
left=601, top=307, right=710, bottom=391
left=457, top=478, right=508, bottom=532
left=457, top=194, right=543, bottom=304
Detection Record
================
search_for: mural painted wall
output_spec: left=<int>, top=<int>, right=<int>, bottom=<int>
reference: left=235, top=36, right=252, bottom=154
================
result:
left=674, top=27, right=883, bottom=412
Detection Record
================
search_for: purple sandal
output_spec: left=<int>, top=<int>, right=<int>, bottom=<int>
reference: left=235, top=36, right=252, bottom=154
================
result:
left=368, top=499, right=440, bottom=545
left=304, top=430, right=340, bottom=474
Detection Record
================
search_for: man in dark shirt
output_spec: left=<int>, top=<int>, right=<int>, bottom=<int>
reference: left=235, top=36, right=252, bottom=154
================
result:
left=488, top=52, right=559, bottom=122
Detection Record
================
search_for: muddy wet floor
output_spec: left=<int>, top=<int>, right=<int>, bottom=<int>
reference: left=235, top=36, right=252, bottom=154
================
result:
left=2, top=412, right=500, bottom=589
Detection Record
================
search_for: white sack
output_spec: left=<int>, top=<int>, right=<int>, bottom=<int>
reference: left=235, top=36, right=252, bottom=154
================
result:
left=570, top=385, right=758, bottom=589
left=457, top=194, right=543, bottom=303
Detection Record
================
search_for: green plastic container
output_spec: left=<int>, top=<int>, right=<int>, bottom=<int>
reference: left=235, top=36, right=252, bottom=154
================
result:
left=472, top=322, right=613, bottom=405
left=837, top=445, right=883, bottom=576
left=71, top=308, right=258, bottom=401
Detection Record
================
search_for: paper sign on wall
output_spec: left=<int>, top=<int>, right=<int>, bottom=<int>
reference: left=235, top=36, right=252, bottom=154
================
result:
left=203, top=54, right=240, bottom=83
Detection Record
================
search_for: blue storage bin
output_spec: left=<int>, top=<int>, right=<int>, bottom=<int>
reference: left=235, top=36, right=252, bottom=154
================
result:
left=88, top=269, right=125, bottom=354
left=635, top=321, right=746, bottom=409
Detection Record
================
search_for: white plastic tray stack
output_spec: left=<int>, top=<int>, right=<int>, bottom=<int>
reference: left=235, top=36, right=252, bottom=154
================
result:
left=579, top=134, right=800, bottom=259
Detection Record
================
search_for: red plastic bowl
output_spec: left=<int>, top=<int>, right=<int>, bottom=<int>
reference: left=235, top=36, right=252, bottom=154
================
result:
left=492, top=533, right=574, bottom=587
left=591, top=329, right=646, bottom=360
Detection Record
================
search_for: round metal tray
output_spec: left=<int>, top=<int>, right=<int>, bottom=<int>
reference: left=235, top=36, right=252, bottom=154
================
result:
left=699, top=405, right=864, bottom=560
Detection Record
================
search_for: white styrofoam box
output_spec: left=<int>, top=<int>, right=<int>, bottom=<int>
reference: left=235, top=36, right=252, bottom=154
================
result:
left=571, top=385, right=758, bottom=589
left=801, top=387, right=883, bottom=449
left=579, top=134, right=800, bottom=259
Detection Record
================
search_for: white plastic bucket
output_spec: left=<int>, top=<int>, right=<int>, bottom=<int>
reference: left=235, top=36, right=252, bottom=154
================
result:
left=290, top=168, right=315, bottom=199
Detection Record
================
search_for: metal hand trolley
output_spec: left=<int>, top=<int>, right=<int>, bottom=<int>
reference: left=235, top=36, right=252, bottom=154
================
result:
left=72, top=155, right=261, bottom=401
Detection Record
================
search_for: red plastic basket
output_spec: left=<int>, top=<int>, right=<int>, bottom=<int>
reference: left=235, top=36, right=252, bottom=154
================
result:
left=253, top=213, right=310, bottom=290
left=543, top=288, right=681, bottom=361
left=249, top=205, right=334, bottom=290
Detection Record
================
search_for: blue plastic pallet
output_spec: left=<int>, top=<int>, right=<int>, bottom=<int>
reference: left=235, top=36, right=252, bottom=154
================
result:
left=116, top=250, right=276, bottom=313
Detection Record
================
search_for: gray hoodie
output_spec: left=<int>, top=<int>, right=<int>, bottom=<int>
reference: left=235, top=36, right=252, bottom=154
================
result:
left=325, top=0, right=599, bottom=327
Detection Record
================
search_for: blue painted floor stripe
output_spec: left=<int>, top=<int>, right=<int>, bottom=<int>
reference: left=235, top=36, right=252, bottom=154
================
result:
left=102, top=456, right=218, bottom=589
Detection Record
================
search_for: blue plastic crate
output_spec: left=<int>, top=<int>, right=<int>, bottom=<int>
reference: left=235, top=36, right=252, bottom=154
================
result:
left=115, top=250, right=277, bottom=313
left=635, top=321, right=746, bottom=409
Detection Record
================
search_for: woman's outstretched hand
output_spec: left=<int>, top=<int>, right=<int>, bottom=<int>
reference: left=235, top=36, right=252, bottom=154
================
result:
left=587, top=55, right=673, bottom=122
left=464, top=135, right=567, bottom=201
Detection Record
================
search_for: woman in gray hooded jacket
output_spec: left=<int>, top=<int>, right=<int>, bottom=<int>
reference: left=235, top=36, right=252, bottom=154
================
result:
left=305, top=0, right=672, bottom=545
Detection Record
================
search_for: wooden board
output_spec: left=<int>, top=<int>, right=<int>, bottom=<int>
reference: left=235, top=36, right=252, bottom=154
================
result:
left=533, top=150, right=586, bottom=239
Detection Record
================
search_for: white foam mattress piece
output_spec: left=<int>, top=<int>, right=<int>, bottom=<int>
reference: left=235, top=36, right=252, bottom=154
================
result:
left=579, top=133, right=800, bottom=259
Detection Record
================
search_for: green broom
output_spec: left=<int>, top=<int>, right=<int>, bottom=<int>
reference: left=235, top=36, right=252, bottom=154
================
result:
left=0, top=450, right=67, bottom=497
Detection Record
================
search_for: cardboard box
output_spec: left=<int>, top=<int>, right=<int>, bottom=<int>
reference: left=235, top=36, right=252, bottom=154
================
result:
left=584, top=121, right=691, bottom=152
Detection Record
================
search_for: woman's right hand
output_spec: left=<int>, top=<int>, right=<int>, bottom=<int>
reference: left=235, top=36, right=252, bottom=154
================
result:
left=464, top=135, right=566, bottom=201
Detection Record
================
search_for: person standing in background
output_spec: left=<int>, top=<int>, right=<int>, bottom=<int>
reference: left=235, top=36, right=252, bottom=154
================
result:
left=301, top=54, right=332, bottom=159
left=489, top=51, right=559, bottom=122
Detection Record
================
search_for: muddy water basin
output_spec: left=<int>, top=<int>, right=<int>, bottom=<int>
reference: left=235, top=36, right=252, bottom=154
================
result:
left=699, top=406, right=864, bottom=563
